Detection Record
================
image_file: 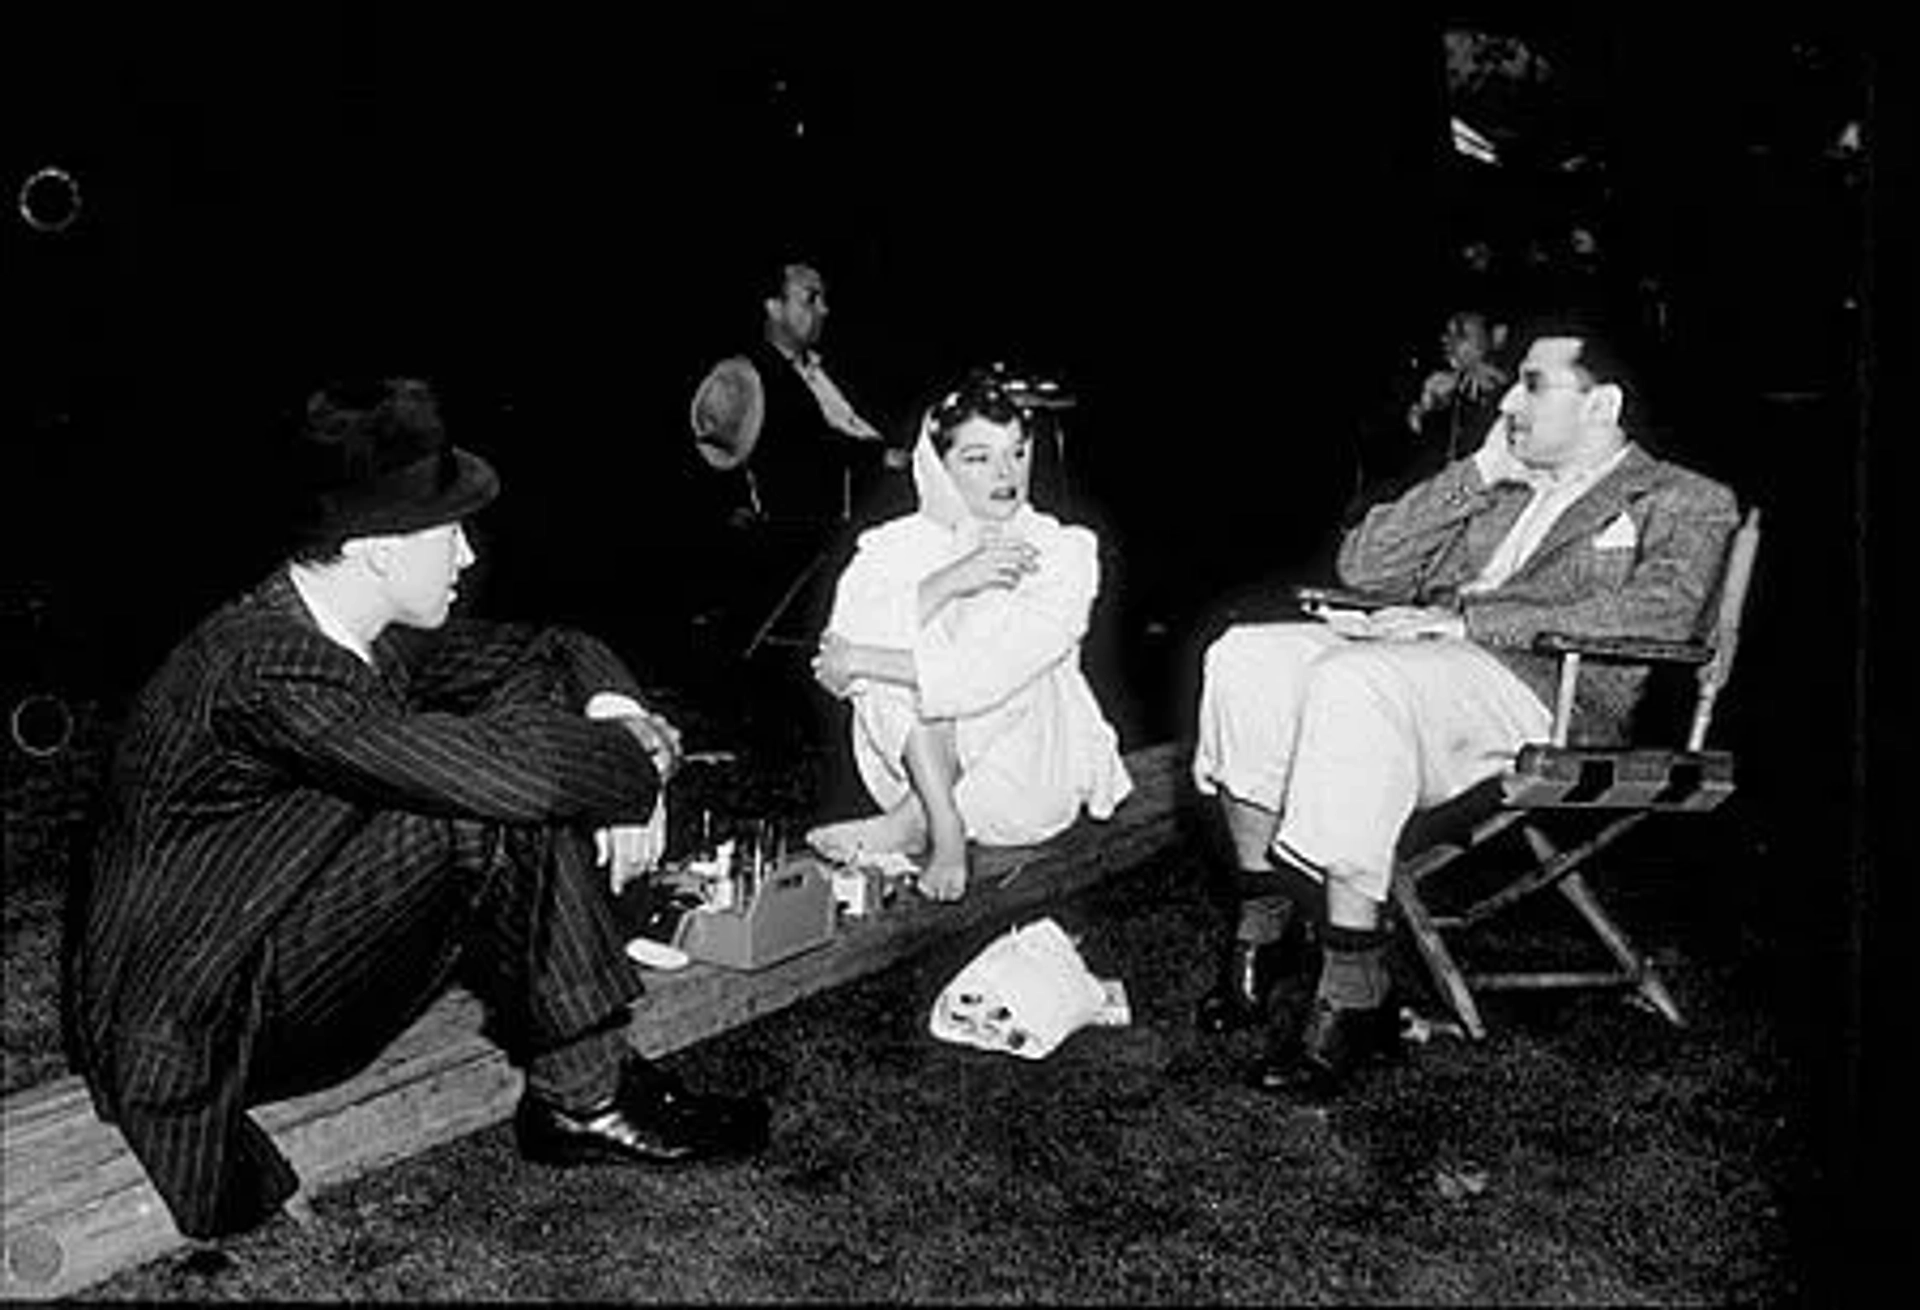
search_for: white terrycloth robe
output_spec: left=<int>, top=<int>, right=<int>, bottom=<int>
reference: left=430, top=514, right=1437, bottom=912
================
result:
left=824, top=429, right=1132, bottom=846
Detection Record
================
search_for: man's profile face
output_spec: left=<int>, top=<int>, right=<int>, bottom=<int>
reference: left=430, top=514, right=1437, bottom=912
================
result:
left=768, top=266, right=829, bottom=350
left=1499, top=336, right=1598, bottom=469
left=376, top=521, right=475, bottom=630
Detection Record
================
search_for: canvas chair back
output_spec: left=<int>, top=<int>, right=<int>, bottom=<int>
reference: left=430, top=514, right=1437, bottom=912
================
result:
left=1689, top=507, right=1762, bottom=751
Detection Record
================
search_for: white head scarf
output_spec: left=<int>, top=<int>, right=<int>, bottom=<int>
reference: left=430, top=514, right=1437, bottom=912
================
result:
left=910, top=408, right=1043, bottom=549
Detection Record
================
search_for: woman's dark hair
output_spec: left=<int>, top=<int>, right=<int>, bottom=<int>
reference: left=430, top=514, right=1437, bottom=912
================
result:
left=926, top=363, right=1059, bottom=456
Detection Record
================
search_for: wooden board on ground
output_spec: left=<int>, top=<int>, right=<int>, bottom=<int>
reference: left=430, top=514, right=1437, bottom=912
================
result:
left=1, top=741, right=1186, bottom=1301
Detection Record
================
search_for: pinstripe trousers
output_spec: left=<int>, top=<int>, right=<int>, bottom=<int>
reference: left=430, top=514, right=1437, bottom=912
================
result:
left=119, top=813, right=640, bottom=1237
left=251, top=815, right=637, bottom=1107
left=70, top=572, right=665, bottom=1238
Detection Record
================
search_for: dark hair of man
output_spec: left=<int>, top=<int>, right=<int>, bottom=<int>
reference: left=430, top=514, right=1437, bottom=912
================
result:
left=1514, top=312, right=1646, bottom=430
left=763, top=259, right=817, bottom=303
left=1516, top=313, right=1634, bottom=390
left=288, top=538, right=348, bottom=566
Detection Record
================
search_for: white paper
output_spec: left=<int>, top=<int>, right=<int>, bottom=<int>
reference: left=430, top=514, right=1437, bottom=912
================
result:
left=929, top=918, right=1129, bottom=1060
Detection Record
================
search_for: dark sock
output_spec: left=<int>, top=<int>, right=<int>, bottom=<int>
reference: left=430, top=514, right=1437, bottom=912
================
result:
left=1224, top=852, right=1323, bottom=945
left=1315, top=924, right=1391, bottom=1011
left=1236, top=893, right=1294, bottom=946
left=525, top=1024, right=628, bottom=1113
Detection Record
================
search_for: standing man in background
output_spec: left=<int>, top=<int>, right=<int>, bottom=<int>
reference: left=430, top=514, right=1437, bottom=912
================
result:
left=686, top=260, right=907, bottom=657
left=691, top=260, right=901, bottom=528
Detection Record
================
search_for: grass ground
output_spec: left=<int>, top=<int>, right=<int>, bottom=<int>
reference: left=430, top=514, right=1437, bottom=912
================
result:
left=67, top=844, right=1816, bottom=1304
left=4, top=659, right=1828, bottom=1303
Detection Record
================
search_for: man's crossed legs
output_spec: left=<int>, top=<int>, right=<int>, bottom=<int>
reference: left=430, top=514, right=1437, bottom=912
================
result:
left=1192, top=622, right=1550, bottom=1094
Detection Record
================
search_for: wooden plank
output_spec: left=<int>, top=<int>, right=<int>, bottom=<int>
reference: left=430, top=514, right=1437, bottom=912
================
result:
left=2, top=742, right=1185, bottom=1301
left=1466, top=971, right=1634, bottom=990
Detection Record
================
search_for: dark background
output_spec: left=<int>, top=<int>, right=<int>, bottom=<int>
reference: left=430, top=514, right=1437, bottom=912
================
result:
left=6, top=6, right=1440, bottom=693
left=3, top=4, right=1899, bottom=1299
left=2, top=8, right=1880, bottom=681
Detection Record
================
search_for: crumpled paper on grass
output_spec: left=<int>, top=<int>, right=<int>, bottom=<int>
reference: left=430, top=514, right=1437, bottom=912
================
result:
left=929, top=917, right=1129, bottom=1060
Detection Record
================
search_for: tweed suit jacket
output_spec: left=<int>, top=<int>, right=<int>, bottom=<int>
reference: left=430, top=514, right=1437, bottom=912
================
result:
left=66, top=569, right=660, bottom=1230
left=1336, top=442, right=1741, bottom=743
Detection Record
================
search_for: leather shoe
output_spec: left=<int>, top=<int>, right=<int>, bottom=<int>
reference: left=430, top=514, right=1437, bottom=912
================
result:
left=1249, top=997, right=1400, bottom=1099
left=1197, top=920, right=1318, bottom=1035
left=516, top=1060, right=770, bottom=1168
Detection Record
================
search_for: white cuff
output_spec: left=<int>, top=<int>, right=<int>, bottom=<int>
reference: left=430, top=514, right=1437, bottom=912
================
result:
left=585, top=691, right=647, bottom=720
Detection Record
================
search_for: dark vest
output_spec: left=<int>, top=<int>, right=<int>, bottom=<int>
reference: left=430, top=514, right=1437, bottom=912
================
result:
left=745, top=339, right=847, bottom=525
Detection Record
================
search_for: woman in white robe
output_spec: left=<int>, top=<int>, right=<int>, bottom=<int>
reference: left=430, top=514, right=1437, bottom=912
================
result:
left=806, top=368, right=1132, bottom=901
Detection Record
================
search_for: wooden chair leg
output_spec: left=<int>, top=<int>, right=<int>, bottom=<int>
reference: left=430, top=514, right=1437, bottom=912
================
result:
left=1557, top=870, right=1685, bottom=1027
left=1392, top=873, right=1486, bottom=1040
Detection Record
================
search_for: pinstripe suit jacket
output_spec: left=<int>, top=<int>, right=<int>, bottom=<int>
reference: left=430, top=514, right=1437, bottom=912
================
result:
left=1337, top=443, right=1741, bottom=743
left=66, top=569, right=660, bottom=1226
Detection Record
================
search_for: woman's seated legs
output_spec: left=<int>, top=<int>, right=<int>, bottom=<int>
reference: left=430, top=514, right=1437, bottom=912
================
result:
left=806, top=792, right=927, bottom=863
left=901, top=720, right=966, bottom=901
left=808, top=684, right=924, bottom=860
left=806, top=716, right=970, bottom=900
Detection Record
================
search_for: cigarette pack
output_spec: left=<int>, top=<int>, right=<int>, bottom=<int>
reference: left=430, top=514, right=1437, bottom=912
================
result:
left=676, top=855, right=837, bottom=971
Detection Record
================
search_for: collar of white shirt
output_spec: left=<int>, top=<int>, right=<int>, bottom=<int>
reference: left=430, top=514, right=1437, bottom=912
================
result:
left=1529, top=440, right=1631, bottom=494
left=785, top=349, right=879, bottom=439
left=1463, top=442, right=1633, bottom=595
left=288, top=565, right=377, bottom=667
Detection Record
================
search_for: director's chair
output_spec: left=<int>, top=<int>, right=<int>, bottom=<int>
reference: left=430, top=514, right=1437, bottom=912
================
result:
left=1297, top=506, right=1761, bottom=1039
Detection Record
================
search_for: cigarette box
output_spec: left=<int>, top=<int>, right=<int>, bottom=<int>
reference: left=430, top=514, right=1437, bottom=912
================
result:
left=676, top=855, right=837, bottom=971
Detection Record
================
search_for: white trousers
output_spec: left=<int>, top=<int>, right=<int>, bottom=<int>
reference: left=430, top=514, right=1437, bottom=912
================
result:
left=1192, top=623, right=1551, bottom=902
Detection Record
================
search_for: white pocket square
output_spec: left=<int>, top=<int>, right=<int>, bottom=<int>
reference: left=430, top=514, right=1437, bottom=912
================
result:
left=1592, top=512, right=1638, bottom=550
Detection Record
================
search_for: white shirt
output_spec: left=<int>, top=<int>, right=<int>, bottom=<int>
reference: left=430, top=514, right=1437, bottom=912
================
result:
left=788, top=348, right=881, bottom=440
left=287, top=565, right=376, bottom=666
left=1462, top=443, right=1631, bottom=595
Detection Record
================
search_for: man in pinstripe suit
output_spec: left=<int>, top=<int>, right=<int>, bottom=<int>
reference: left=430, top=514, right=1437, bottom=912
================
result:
left=65, top=378, right=770, bottom=1243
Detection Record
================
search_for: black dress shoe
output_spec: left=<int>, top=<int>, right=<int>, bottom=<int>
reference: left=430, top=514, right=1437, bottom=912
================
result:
left=1197, top=920, right=1318, bottom=1035
left=1249, top=998, right=1399, bottom=1099
left=516, top=1060, right=771, bottom=1168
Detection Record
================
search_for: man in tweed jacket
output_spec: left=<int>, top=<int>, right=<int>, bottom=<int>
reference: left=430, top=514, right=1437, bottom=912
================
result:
left=65, top=378, right=770, bottom=1243
left=1190, top=326, right=1740, bottom=1098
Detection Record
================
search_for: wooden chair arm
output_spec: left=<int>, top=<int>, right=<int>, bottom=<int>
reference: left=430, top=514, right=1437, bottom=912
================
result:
left=1531, top=632, right=1713, bottom=665
left=1292, top=585, right=1403, bottom=613
left=1533, top=631, right=1715, bottom=747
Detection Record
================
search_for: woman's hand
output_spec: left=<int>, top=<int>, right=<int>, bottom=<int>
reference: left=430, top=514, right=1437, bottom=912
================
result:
left=812, top=631, right=859, bottom=699
left=926, top=535, right=1040, bottom=607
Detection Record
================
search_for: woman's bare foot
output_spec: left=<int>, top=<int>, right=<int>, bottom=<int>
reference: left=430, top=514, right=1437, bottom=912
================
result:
left=913, top=805, right=969, bottom=902
left=914, top=844, right=969, bottom=903
left=806, top=799, right=926, bottom=865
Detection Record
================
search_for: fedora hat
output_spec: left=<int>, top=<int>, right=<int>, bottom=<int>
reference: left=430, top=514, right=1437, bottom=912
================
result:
left=689, top=356, right=765, bottom=471
left=293, top=377, right=499, bottom=542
